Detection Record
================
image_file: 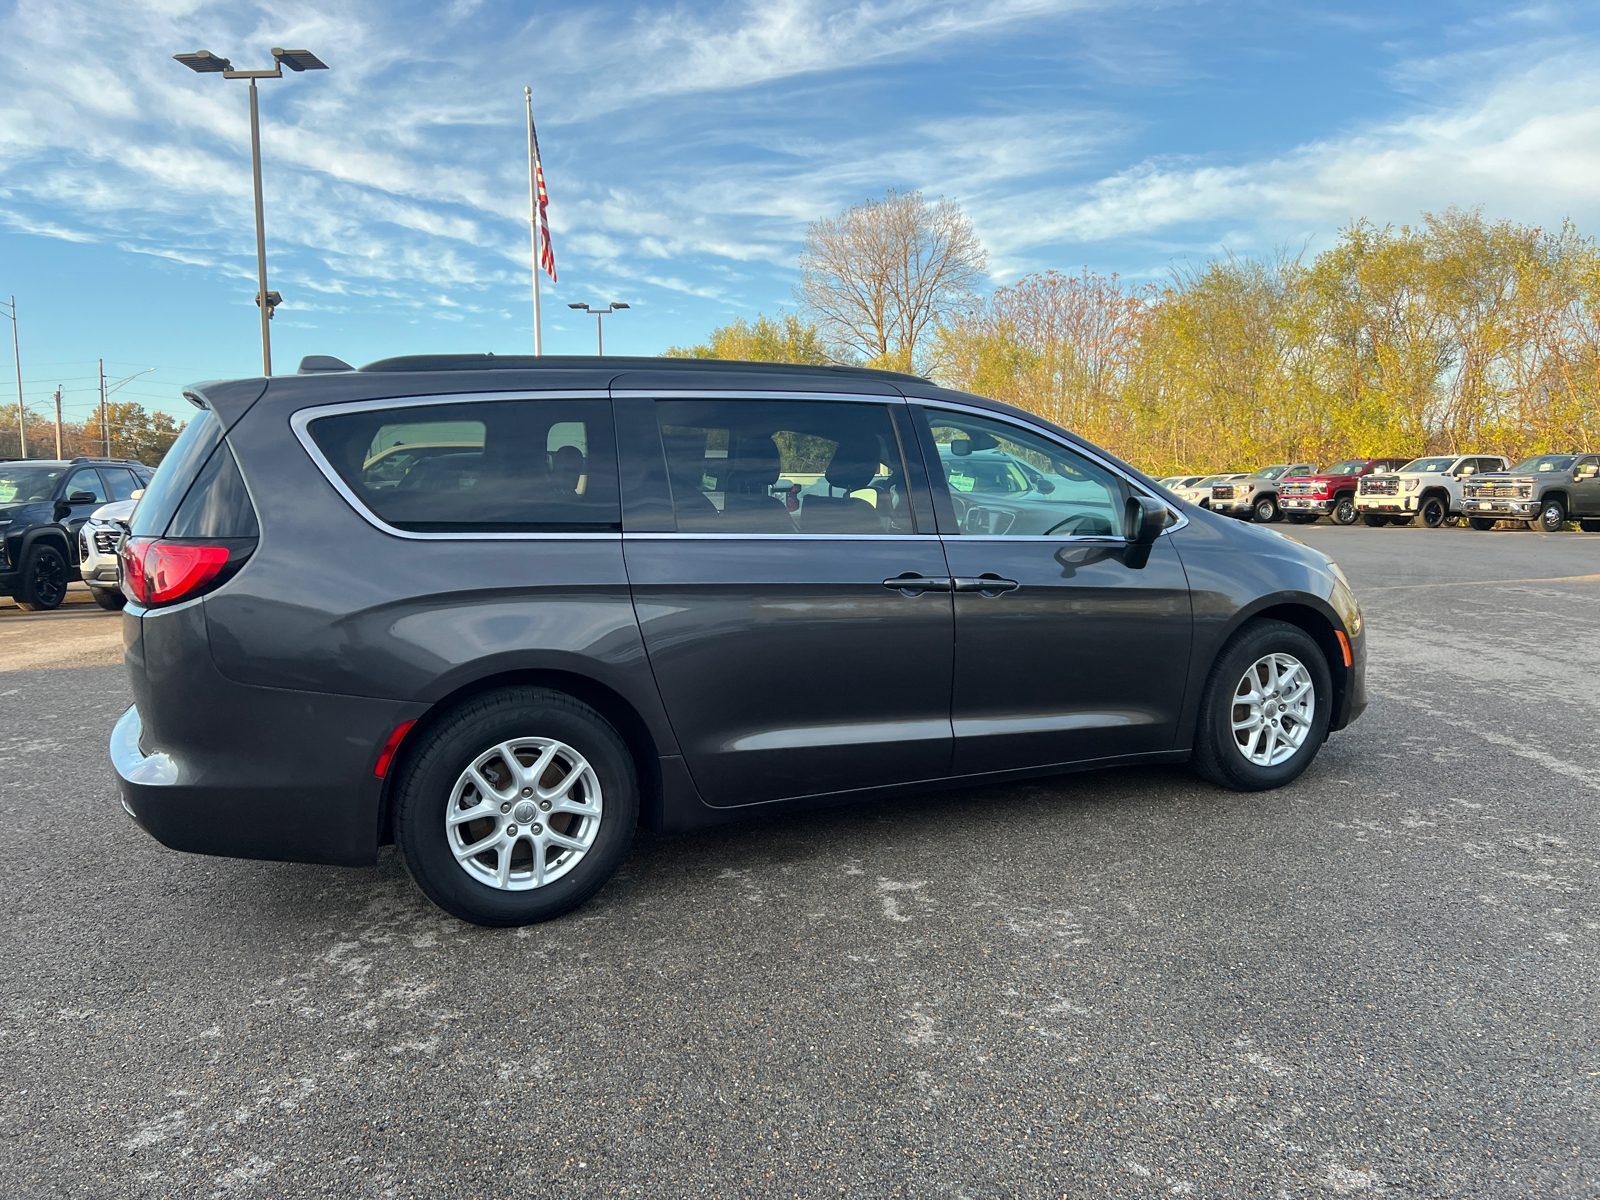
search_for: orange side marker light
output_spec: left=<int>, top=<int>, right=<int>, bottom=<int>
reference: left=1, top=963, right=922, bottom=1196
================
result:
left=374, top=719, right=417, bottom=778
left=1335, top=630, right=1352, bottom=668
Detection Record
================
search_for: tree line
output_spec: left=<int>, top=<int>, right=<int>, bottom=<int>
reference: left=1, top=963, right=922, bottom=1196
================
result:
left=670, top=197, right=1600, bottom=474
left=0, top=401, right=184, bottom=466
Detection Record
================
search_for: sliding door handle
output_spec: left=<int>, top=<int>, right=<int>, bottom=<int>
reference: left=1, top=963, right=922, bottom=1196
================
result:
left=954, top=575, right=1020, bottom=597
left=882, top=574, right=953, bottom=596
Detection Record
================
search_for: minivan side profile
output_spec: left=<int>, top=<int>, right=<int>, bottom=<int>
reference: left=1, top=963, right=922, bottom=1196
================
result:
left=110, top=356, right=1366, bottom=927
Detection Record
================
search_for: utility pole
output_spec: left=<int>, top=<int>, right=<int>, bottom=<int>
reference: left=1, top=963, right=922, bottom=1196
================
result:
left=53, top=386, right=62, bottom=459
left=2, top=296, right=22, bottom=458
left=99, top=359, right=108, bottom=457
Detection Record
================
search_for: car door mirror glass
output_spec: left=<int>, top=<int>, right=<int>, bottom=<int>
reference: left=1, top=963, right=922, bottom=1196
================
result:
left=130, top=488, right=145, bottom=500
left=68, top=490, right=98, bottom=504
left=1034, top=477, right=1055, bottom=494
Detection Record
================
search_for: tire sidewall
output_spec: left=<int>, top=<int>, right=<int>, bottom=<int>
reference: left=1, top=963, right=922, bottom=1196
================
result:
left=1333, top=497, right=1357, bottom=525
left=1197, top=621, right=1333, bottom=791
left=396, top=688, right=638, bottom=927
left=1254, top=497, right=1277, bottom=523
left=19, top=544, right=67, bottom=610
left=1538, top=499, right=1565, bottom=532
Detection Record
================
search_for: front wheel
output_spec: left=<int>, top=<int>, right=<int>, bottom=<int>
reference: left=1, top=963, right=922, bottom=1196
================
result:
left=1332, top=496, right=1358, bottom=525
left=1533, top=497, right=1566, bottom=532
left=89, top=586, right=126, bottom=611
left=1468, top=517, right=1497, bottom=531
left=1253, top=496, right=1280, bottom=523
left=15, top=544, right=68, bottom=611
left=1419, top=496, right=1447, bottom=528
left=1192, top=619, right=1332, bottom=791
left=394, top=687, right=638, bottom=927
left=1361, top=514, right=1389, bottom=528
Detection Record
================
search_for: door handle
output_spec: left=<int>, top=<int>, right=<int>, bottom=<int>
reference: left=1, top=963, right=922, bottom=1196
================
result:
left=882, top=573, right=953, bottom=596
left=954, top=574, right=1020, bottom=597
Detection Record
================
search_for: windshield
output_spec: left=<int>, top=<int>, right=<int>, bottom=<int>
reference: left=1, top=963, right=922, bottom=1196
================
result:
left=0, top=465, right=65, bottom=504
left=1326, top=460, right=1368, bottom=475
left=1510, top=454, right=1577, bottom=473
left=1249, top=464, right=1292, bottom=480
left=1398, top=457, right=1455, bottom=474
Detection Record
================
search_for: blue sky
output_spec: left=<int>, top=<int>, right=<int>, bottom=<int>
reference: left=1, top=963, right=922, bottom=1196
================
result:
left=3, top=0, right=1600, bottom=425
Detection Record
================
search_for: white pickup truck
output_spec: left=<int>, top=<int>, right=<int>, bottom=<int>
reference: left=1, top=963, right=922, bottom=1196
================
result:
left=1355, top=455, right=1510, bottom=528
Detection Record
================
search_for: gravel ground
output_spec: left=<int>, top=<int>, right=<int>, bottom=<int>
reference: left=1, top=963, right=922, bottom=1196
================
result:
left=1, top=524, right=1596, bottom=1198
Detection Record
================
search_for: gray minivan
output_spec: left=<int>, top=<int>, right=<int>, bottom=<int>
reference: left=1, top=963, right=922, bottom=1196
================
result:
left=110, top=356, right=1366, bottom=926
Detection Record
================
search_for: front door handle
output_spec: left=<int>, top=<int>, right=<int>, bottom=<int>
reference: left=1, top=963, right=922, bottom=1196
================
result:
left=954, top=574, right=1020, bottom=597
left=882, top=573, right=953, bottom=596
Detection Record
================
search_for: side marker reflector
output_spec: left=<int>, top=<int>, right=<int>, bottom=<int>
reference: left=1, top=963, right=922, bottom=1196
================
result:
left=1335, top=630, right=1352, bottom=667
left=374, top=719, right=417, bottom=778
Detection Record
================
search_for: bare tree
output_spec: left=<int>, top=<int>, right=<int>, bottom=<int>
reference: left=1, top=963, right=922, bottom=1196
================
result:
left=798, top=189, right=987, bottom=373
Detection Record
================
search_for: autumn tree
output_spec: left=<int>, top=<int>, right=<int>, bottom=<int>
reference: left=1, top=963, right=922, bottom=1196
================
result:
left=798, top=189, right=986, bottom=373
left=84, top=402, right=184, bottom=465
left=664, top=313, right=831, bottom=364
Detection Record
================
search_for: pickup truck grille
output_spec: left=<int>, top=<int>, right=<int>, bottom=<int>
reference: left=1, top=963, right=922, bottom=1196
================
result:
left=1360, top=478, right=1398, bottom=495
left=93, top=529, right=121, bottom=554
left=1465, top=483, right=1528, bottom=499
left=1280, top=482, right=1320, bottom=496
left=1212, top=486, right=1235, bottom=500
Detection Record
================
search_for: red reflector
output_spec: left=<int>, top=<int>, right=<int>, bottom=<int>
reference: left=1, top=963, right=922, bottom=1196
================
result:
left=1335, top=629, right=1352, bottom=667
left=374, top=720, right=417, bottom=779
left=123, top=540, right=231, bottom=605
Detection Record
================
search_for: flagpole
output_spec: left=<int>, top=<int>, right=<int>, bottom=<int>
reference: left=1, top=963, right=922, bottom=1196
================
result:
left=525, top=86, right=542, bottom=356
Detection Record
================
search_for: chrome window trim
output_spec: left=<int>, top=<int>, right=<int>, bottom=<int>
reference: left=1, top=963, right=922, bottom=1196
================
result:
left=913, top=397, right=1189, bottom=537
left=289, top=390, right=622, bottom=543
left=613, top=389, right=905, bottom=404
left=624, top=532, right=935, bottom=543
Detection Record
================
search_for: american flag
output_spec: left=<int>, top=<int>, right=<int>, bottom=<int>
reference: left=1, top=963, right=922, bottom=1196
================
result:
left=531, top=121, right=556, bottom=282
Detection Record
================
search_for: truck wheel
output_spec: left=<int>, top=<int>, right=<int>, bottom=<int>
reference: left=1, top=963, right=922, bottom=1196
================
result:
left=394, top=686, right=638, bottom=927
left=1419, top=497, right=1447, bottom=528
left=1361, top=515, right=1389, bottom=528
left=1252, top=496, right=1280, bottom=523
left=89, top=586, right=126, bottom=611
left=1581, top=519, right=1600, bottom=533
left=1390, top=516, right=1414, bottom=526
left=1468, top=518, right=1497, bottom=531
left=1191, top=619, right=1332, bottom=792
left=1287, top=514, right=1316, bottom=525
left=1332, top=496, right=1358, bottom=525
left=1443, top=514, right=1462, bottom=527
left=1533, top=497, right=1566, bottom=532
left=15, top=544, right=68, bottom=611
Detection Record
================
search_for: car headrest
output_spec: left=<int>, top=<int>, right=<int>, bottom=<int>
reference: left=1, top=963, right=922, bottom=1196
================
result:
left=825, top=437, right=880, bottom=493
left=727, top=434, right=782, bottom=492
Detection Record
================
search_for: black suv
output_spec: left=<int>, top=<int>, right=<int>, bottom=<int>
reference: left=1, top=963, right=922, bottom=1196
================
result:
left=0, top=457, right=152, bottom=610
left=110, top=356, right=1367, bottom=927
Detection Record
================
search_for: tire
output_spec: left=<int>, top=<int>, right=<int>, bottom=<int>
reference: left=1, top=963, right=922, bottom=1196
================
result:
left=1331, top=495, right=1358, bottom=525
left=1443, top=514, right=1462, bottom=528
left=89, top=586, right=126, bottom=611
left=394, top=686, right=639, bottom=927
left=1391, top=516, right=1414, bottom=526
left=15, top=544, right=68, bottom=611
left=1419, top=496, right=1447, bottom=528
left=1191, top=619, right=1333, bottom=792
left=1287, top=513, right=1316, bottom=525
left=1533, top=497, right=1566, bottom=532
left=1361, top=514, right=1389, bottom=528
left=1581, top=519, right=1600, bottom=533
left=1252, top=496, right=1280, bottom=523
left=1468, top=517, right=1497, bottom=531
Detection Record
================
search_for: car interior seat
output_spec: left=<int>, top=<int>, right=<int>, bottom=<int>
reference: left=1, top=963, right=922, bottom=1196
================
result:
left=801, top=437, right=884, bottom=534
left=719, top=434, right=796, bottom=533
left=662, top=433, right=722, bottom=530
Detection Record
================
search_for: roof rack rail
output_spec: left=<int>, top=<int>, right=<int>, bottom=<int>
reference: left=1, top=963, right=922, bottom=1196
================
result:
left=355, top=353, right=929, bottom=383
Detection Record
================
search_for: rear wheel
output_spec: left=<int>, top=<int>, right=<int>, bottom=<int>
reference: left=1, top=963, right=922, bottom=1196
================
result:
left=1331, top=496, right=1358, bottom=525
left=1192, top=619, right=1332, bottom=791
left=395, top=686, right=638, bottom=927
left=1361, top=514, right=1389, bottom=528
left=1391, top=516, right=1414, bottom=526
left=1419, top=496, right=1447, bottom=528
left=1469, top=517, right=1497, bottom=531
left=15, top=544, right=68, bottom=611
left=89, top=586, right=126, bottom=611
left=1533, top=497, right=1566, bottom=532
left=1287, top=513, right=1316, bottom=525
left=1253, top=496, right=1280, bottom=523
left=1581, top=518, right=1600, bottom=533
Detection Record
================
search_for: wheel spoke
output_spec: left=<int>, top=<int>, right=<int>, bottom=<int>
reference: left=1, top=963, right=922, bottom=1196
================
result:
left=544, top=828, right=587, bottom=852
left=467, top=764, right=506, bottom=802
left=510, top=742, right=557, bottom=792
left=1232, top=711, right=1263, bottom=733
left=446, top=801, right=496, bottom=827
left=454, top=829, right=501, bottom=861
left=540, top=760, right=593, bottom=804
left=494, top=842, right=512, bottom=888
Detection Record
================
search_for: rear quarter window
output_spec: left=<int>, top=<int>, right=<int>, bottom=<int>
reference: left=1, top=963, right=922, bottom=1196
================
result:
left=129, top=409, right=219, bottom=537
left=305, top=398, right=619, bottom=533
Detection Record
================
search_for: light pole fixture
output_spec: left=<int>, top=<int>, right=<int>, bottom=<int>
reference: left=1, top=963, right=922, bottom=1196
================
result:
left=174, top=46, right=328, bottom=377
left=567, top=303, right=629, bottom=356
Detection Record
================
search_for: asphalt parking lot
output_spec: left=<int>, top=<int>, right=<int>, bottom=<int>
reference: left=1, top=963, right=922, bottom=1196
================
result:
left=2, top=525, right=1597, bottom=1199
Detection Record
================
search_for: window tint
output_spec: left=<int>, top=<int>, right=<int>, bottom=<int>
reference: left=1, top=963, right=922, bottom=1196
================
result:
left=103, top=468, right=141, bottom=501
left=308, top=399, right=619, bottom=533
left=924, top=411, right=1127, bottom=538
left=167, top=443, right=260, bottom=538
left=64, top=469, right=109, bottom=503
left=657, top=400, right=915, bottom=535
left=131, top=408, right=222, bottom=537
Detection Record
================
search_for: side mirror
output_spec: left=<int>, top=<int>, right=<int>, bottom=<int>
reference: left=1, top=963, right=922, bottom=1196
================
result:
left=1578, top=465, right=1598, bottom=480
left=130, top=488, right=145, bottom=500
left=1122, top=496, right=1173, bottom=569
left=68, top=491, right=98, bottom=504
left=949, top=439, right=972, bottom=457
left=1034, top=477, right=1055, bottom=494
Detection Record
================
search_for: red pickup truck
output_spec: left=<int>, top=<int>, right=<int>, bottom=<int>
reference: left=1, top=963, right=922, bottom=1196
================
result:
left=1278, top=459, right=1411, bottom=525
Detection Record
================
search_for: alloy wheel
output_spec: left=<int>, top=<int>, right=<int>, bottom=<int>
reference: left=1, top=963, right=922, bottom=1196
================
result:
left=1420, top=496, right=1447, bottom=528
left=1332, top=497, right=1357, bottom=525
left=445, top=737, right=603, bottom=891
left=26, top=548, right=67, bottom=609
left=1230, top=652, right=1315, bottom=767
left=1537, top=500, right=1566, bottom=532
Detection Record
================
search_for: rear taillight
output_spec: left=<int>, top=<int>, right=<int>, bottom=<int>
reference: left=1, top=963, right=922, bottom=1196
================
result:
left=122, top=539, right=233, bottom=606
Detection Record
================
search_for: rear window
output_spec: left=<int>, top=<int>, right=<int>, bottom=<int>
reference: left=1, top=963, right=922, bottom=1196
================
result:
left=129, top=409, right=221, bottom=537
left=306, top=399, right=619, bottom=533
left=167, top=443, right=259, bottom=538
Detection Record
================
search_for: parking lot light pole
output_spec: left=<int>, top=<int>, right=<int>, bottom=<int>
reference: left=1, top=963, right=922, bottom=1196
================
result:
left=2, top=295, right=23, bottom=457
left=174, top=48, right=328, bottom=377
left=566, top=303, right=629, bottom=355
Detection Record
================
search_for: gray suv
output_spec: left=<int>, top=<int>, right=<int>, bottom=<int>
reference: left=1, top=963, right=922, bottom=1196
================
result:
left=110, top=356, right=1367, bottom=926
